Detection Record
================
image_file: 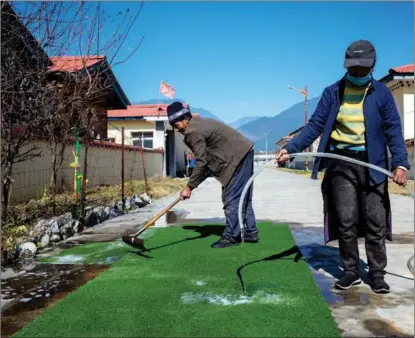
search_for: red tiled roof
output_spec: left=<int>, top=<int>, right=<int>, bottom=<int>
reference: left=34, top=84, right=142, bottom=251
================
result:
left=108, top=103, right=199, bottom=118
left=49, top=55, right=105, bottom=72
left=390, top=64, right=414, bottom=74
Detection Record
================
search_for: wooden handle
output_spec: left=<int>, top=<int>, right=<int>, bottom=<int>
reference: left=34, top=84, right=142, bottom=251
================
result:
left=133, top=196, right=181, bottom=237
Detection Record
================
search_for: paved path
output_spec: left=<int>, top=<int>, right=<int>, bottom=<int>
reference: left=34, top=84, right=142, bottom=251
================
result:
left=174, top=165, right=414, bottom=337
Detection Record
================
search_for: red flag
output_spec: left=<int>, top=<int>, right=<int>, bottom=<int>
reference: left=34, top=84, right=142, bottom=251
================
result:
left=159, top=81, right=175, bottom=99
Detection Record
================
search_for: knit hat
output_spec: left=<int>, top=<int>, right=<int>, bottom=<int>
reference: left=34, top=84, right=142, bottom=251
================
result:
left=167, top=101, right=192, bottom=126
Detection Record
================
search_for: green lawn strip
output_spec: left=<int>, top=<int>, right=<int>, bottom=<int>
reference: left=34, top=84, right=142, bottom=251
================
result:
left=15, top=222, right=340, bottom=337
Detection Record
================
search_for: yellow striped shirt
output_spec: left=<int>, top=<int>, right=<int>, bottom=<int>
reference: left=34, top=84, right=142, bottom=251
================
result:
left=330, top=82, right=369, bottom=150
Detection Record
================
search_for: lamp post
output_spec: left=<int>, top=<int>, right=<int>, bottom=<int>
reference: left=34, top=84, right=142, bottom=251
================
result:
left=286, top=85, right=309, bottom=171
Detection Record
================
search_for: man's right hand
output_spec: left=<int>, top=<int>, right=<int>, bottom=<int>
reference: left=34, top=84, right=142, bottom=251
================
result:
left=275, top=148, right=290, bottom=164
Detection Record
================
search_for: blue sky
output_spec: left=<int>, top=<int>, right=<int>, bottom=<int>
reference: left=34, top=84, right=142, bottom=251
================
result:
left=29, top=1, right=415, bottom=123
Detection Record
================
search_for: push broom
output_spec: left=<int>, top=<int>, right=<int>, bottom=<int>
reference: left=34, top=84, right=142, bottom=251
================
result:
left=122, top=196, right=181, bottom=250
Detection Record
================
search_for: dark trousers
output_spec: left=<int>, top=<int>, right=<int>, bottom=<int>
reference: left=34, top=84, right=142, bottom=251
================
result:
left=222, top=150, right=258, bottom=241
left=326, top=152, right=388, bottom=278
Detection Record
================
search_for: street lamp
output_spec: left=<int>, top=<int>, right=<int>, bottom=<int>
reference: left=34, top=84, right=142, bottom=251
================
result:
left=286, top=85, right=309, bottom=171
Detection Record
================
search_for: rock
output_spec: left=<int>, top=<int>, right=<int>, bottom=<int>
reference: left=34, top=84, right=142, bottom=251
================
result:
left=132, top=195, right=146, bottom=208
left=109, top=207, right=124, bottom=219
left=30, top=219, right=60, bottom=239
left=114, top=200, right=123, bottom=210
left=84, top=209, right=100, bottom=227
left=124, top=197, right=132, bottom=211
left=39, top=234, right=50, bottom=248
left=57, top=212, right=72, bottom=228
left=139, top=193, right=152, bottom=205
left=72, top=220, right=80, bottom=233
left=60, top=223, right=74, bottom=238
left=103, top=207, right=111, bottom=220
left=18, top=242, right=37, bottom=258
left=94, top=206, right=109, bottom=223
left=50, top=234, right=61, bottom=243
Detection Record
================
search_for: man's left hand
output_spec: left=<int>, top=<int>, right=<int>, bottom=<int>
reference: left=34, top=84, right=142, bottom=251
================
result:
left=180, top=185, right=192, bottom=200
left=393, top=168, right=407, bottom=186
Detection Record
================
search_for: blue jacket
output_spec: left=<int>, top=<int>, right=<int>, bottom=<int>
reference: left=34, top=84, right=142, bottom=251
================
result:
left=284, top=76, right=410, bottom=185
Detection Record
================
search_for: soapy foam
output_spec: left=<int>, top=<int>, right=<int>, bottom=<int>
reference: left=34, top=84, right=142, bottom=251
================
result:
left=54, top=255, right=85, bottom=264
left=192, top=280, right=206, bottom=286
left=180, top=291, right=291, bottom=306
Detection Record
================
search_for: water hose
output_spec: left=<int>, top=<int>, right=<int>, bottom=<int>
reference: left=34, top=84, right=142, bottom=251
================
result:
left=237, top=152, right=415, bottom=274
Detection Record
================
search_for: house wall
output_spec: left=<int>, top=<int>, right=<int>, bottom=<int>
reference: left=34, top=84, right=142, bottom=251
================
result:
left=407, top=143, right=414, bottom=180
left=390, top=83, right=414, bottom=140
left=107, top=119, right=189, bottom=178
left=174, top=132, right=187, bottom=176
left=107, top=120, right=157, bottom=147
left=403, top=92, right=414, bottom=140
left=2, top=139, right=163, bottom=203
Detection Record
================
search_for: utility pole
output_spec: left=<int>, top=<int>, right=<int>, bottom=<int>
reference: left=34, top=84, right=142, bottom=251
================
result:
left=121, top=127, right=125, bottom=210
left=264, top=130, right=268, bottom=159
left=286, top=85, right=309, bottom=171
left=304, top=86, right=309, bottom=171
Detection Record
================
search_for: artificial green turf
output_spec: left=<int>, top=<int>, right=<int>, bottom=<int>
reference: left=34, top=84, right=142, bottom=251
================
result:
left=15, top=222, right=340, bottom=337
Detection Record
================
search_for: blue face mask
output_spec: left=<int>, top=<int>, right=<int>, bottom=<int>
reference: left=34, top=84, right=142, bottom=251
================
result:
left=346, top=73, right=372, bottom=86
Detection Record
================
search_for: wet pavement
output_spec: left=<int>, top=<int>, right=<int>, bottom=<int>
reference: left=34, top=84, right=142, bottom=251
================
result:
left=1, top=263, right=109, bottom=337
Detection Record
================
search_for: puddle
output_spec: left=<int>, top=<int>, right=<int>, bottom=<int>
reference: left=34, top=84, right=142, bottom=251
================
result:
left=154, top=209, right=189, bottom=227
left=1, top=263, right=109, bottom=337
left=180, top=291, right=294, bottom=306
left=364, top=318, right=412, bottom=337
left=392, top=232, right=414, bottom=244
left=40, top=240, right=128, bottom=265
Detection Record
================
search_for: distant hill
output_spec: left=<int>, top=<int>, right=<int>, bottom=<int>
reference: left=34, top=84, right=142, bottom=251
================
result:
left=134, top=99, right=223, bottom=122
left=236, top=96, right=321, bottom=151
left=229, top=116, right=264, bottom=129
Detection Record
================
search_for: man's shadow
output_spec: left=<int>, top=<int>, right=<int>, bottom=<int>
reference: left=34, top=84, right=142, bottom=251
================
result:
left=129, top=224, right=225, bottom=258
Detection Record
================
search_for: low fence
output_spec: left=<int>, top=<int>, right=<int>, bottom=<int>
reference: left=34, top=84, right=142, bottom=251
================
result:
left=2, top=138, right=164, bottom=204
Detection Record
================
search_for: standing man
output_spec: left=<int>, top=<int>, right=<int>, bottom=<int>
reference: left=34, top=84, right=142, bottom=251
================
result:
left=167, top=101, right=259, bottom=248
left=186, top=150, right=196, bottom=177
left=276, top=40, right=410, bottom=294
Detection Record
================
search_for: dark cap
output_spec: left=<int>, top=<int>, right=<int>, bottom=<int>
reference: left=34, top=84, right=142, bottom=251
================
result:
left=344, top=40, right=376, bottom=68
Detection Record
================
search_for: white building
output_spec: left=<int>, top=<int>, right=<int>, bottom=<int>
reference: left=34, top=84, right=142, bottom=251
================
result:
left=107, top=104, right=197, bottom=178
left=380, top=64, right=414, bottom=179
left=379, top=64, right=414, bottom=141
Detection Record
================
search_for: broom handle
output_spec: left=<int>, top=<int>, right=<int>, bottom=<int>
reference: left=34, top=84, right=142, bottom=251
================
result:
left=133, top=196, right=182, bottom=237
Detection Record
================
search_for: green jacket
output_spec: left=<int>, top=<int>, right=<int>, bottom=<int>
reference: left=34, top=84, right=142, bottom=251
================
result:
left=183, top=117, right=254, bottom=189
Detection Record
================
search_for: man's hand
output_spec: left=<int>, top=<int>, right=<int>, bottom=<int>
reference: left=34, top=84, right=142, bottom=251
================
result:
left=275, top=148, right=290, bottom=164
left=180, top=185, right=192, bottom=200
left=392, top=168, right=407, bottom=186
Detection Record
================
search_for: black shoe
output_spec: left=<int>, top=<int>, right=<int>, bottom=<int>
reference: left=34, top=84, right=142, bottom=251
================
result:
left=211, top=237, right=239, bottom=248
left=242, top=232, right=259, bottom=243
left=334, top=274, right=361, bottom=291
left=370, top=276, right=390, bottom=294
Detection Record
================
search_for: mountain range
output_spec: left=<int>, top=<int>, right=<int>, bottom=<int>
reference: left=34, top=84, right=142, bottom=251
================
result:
left=135, top=97, right=321, bottom=151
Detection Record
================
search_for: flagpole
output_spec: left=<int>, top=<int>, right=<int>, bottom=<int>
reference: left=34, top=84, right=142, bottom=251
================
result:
left=157, top=80, right=163, bottom=109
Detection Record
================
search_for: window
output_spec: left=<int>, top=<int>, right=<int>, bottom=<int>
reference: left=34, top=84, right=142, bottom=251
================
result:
left=131, top=131, right=154, bottom=148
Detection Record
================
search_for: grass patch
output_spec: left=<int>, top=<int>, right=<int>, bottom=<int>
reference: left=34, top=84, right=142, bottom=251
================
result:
left=276, top=167, right=414, bottom=196
left=15, top=222, right=340, bottom=338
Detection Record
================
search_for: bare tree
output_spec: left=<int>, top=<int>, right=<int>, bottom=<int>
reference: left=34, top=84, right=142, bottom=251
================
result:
left=1, top=1, right=144, bottom=215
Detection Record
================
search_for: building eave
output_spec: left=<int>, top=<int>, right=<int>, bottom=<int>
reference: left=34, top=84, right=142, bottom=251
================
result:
left=108, top=116, right=144, bottom=121
left=379, top=73, right=414, bottom=84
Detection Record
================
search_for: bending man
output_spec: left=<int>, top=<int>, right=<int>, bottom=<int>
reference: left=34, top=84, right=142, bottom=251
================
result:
left=276, top=40, right=410, bottom=294
left=167, top=101, right=259, bottom=248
